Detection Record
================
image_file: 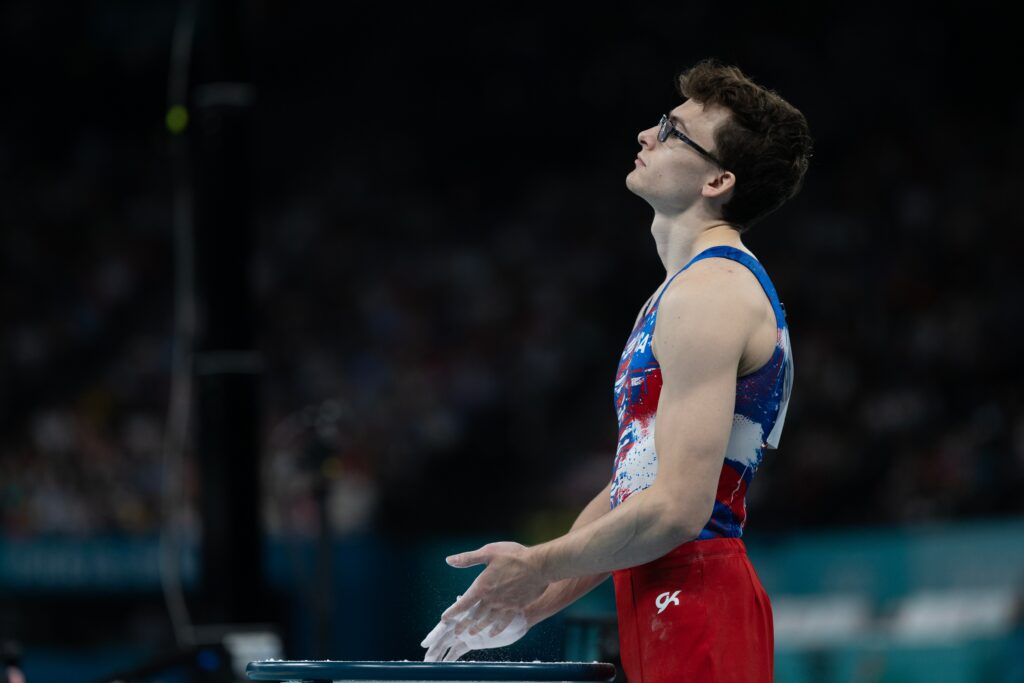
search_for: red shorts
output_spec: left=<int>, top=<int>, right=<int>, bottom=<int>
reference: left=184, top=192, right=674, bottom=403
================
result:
left=612, top=537, right=774, bottom=683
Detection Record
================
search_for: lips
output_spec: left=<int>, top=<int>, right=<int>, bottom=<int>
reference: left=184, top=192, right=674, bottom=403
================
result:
left=635, top=156, right=646, bottom=167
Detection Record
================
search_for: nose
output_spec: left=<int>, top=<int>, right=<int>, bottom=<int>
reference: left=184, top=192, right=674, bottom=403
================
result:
left=637, top=123, right=658, bottom=149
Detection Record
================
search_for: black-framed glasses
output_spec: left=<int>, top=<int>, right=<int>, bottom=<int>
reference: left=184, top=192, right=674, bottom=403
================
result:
left=657, top=114, right=723, bottom=167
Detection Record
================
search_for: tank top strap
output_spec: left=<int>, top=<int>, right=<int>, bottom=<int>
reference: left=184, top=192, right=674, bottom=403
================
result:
left=647, top=246, right=716, bottom=314
left=646, top=263, right=689, bottom=315
left=682, top=246, right=788, bottom=329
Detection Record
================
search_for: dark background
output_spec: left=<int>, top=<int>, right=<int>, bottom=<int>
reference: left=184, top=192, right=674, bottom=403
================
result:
left=1, top=0, right=1022, bottom=678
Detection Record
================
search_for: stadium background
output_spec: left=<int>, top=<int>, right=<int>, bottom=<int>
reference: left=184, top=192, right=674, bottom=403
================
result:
left=1, top=1, right=1022, bottom=681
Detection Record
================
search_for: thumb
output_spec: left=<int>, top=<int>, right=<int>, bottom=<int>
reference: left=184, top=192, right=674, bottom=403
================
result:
left=446, top=549, right=484, bottom=567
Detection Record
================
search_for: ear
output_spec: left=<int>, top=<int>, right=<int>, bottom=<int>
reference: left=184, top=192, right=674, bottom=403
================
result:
left=702, top=170, right=735, bottom=201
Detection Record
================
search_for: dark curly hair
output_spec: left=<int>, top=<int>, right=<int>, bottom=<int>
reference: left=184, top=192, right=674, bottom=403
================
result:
left=677, top=59, right=813, bottom=231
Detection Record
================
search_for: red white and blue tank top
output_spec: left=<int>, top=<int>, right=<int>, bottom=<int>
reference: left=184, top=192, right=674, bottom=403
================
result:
left=609, top=245, right=793, bottom=540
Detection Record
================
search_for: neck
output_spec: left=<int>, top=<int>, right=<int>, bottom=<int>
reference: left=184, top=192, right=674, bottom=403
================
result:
left=650, top=210, right=745, bottom=278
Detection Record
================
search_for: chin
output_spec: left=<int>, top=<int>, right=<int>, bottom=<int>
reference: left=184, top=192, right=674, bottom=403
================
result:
left=624, top=173, right=644, bottom=197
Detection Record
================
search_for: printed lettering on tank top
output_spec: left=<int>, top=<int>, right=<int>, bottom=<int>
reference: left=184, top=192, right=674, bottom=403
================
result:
left=609, top=246, right=793, bottom=540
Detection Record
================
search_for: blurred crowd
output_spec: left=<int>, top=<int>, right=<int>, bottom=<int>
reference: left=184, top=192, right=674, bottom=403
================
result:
left=3, top=125, right=1023, bottom=542
left=2, top=3, right=1023, bottom=544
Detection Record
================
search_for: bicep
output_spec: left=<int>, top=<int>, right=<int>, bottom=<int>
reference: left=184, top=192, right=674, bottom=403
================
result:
left=649, top=272, right=753, bottom=533
left=652, top=359, right=738, bottom=531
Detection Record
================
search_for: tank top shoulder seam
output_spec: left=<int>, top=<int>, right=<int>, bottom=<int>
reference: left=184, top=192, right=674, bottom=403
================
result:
left=683, top=245, right=788, bottom=330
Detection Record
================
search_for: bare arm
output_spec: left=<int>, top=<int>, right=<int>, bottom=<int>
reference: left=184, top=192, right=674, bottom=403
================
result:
left=435, top=262, right=757, bottom=648
left=523, top=479, right=614, bottom=627
left=520, top=296, right=655, bottom=627
left=524, top=261, right=757, bottom=584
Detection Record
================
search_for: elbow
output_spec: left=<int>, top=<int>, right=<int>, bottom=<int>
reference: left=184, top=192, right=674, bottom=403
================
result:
left=662, top=503, right=706, bottom=545
left=666, top=499, right=714, bottom=544
left=648, top=486, right=710, bottom=545
left=675, top=518, right=704, bottom=544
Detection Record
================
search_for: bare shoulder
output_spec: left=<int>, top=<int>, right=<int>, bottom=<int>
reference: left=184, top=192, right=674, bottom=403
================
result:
left=653, top=257, right=766, bottom=360
left=662, top=256, right=765, bottom=319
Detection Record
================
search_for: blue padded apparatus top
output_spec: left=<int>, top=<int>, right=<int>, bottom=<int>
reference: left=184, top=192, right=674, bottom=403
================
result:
left=245, top=660, right=617, bottom=682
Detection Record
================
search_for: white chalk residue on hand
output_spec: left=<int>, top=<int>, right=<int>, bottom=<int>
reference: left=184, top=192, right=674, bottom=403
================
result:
left=420, top=599, right=531, bottom=662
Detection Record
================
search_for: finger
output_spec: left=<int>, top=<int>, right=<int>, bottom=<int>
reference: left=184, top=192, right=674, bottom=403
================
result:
left=436, top=608, right=475, bottom=653
left=424, top=629, right=457, bottom=663
left=423, top=620, right=459, bottom=662
left=442, top=589, right=481, bottom=621
left=487, top=609, right=517, bottom=637
left=460, top=606, right=496, bottom=638
left=458, top=602, right=489, bottom=638
left=421, top=618, right=450, bottom=648
left=443, top=639, right=471, bottom=662
left=452, top=602, right=484, bottom=637
left=442, top=639, right=472, bottom=662
left=446, top=547, right=487, bottom=567
left=442, top=593, right=483, bottom=622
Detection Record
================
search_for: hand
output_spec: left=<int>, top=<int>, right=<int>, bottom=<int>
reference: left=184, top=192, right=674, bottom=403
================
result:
left=420, top=541, right=549, bottom=662
left=421, top=597, right=529, bottom=662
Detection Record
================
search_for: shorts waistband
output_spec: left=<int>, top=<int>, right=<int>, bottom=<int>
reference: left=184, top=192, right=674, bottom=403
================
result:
left=616, top=537, right=748, bottom=572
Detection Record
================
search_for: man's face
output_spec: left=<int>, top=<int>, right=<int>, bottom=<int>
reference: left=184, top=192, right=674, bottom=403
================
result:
left=626, top=99, right=731, bottom=212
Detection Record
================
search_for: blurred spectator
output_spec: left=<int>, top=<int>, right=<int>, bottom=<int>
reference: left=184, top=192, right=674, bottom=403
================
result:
left=1, top=2, right=1021, bottom=541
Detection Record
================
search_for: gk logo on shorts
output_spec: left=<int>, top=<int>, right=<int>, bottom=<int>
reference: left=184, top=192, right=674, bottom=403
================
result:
left=654, top=590, right=681, bottom=614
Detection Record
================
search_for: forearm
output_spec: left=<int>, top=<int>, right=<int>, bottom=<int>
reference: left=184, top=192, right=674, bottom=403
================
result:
left=525, top=572, right=609, bottom=628
left=524, top=486, right=615, bottom=627
left=529, top=487, right=693, bottom=583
